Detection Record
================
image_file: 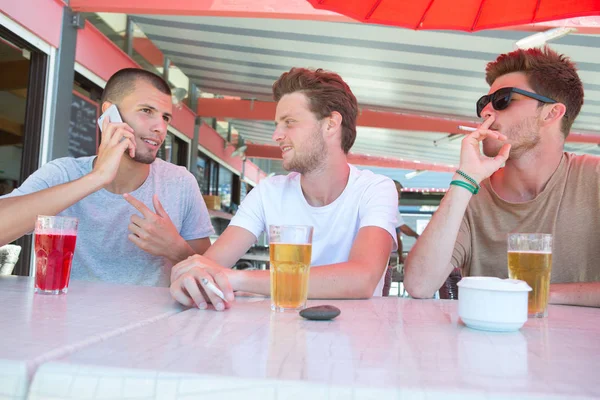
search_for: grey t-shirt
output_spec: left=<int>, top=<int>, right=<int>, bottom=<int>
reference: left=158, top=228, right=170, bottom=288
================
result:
left=2, top=156, right=214, bottom=287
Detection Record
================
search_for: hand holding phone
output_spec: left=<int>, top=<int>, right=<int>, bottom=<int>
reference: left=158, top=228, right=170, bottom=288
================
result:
left=92, top=104, right=137, bottom=186
left=98, top=104, right=123, bottom=132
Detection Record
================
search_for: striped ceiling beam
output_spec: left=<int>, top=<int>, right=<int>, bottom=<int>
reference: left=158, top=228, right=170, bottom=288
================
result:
left=245, top=144, right=456, bottom=173
left=198, top=98, right=479, bottom=134
left=198, top=98, right=600, bottom=144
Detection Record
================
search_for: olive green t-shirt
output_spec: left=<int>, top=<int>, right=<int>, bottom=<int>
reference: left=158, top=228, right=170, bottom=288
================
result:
left=452, top=153, right=600, bottom=283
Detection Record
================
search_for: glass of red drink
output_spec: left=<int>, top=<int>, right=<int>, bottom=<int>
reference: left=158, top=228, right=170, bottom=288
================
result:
left=34, top=215, right=78, bottom=294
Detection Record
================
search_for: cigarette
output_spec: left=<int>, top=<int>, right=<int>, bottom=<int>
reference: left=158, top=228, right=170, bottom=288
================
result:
left=201, top=278, right=227, bottom=302
left=458, top=125, right=477, bottom=132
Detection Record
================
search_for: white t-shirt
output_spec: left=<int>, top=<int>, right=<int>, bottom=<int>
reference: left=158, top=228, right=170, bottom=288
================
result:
left=230, top=165, right=398, bottom=296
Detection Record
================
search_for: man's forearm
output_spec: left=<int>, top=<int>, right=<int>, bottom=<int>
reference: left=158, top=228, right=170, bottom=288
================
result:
left=549, top=282, right=600, bottom=308
left=232, top=261, right=384, bottom=299
left=230, top=269, right=270, bottom=295
left=166, top=239, right=196, bottom=265
left=0, top=174, right=103, bottom=246
left=308, top=261, right=382, bottom=298
left=403, top=182, right=472, bottom=298
left=203, top=226, right=257, bottom=269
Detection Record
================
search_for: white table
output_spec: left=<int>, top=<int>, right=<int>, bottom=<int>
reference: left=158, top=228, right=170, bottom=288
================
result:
left=0, top=277, right=183, bottom=400
left=26, top=296, right=600, bottom=399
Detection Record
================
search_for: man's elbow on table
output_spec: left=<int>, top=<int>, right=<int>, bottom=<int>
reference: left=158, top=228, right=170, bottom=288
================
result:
left=324, top=277, right=375, bottom=300
left=315, top=262, right=380, bottom=300
left=354, top=281, right=377, bottom=300
left=403, top=261, right=437, bottom=299
left=405, top=283, right=436, bottom=299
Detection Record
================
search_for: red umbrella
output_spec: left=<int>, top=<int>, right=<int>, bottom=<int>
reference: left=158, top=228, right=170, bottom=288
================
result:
left=306, top=0, right=600, bottom=31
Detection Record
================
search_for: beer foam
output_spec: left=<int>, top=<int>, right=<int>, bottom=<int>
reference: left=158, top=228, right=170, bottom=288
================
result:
left=507, top=250, right=551, bottom=254
left=35, top=229, right=77, bottom=236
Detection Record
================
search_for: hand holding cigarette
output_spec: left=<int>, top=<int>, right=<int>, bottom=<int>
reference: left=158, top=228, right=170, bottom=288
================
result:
left=201, top=278, right=228, bottom=302
left=169, top=254, right=235, bottom=311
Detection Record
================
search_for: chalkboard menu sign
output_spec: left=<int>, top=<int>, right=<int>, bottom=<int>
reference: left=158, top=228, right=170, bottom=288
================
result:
left=68, top=91, right=99, bottom=158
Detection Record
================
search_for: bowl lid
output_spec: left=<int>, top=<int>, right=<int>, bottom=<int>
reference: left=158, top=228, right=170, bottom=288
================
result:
left=457, top=276, right=532, bottom=292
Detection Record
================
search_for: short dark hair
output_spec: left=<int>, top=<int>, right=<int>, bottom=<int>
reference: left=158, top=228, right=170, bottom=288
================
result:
left=101, top=68, right=171, bottom=106
left=393, top=180, right=404, bottom=190
left=485, top=46, right=583, bottom=138
left=272, top=68, right=358, bottom=154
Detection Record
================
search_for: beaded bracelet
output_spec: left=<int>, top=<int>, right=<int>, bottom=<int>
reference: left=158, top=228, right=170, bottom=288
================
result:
left=456, top=170, right=480, bottom=191
left=450, top=180, right=479, bottom=195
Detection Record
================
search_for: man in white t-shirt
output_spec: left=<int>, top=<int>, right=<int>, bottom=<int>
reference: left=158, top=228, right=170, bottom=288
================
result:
left=169, top=68, right=398, bottom=310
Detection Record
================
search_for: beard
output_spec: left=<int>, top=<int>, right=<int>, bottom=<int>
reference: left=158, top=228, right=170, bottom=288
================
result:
left=127, top=139, right=159, bottom=165
left=482, top=116, right=541, bottom=159
left=132, top=152, right=157, bottom=165
left=283, top=127, right=327, bottom=174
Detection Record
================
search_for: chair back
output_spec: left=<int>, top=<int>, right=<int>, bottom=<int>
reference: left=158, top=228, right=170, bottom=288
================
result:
left=439, top=267, right=462, bottom=300
left=0, top=244, right=22, bottom=276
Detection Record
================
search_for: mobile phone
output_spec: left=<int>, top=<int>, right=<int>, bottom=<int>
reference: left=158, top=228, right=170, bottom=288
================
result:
left=97, top=104, right=123, bottom=132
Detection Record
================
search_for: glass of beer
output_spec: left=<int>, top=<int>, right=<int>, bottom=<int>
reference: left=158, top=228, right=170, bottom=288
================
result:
left=34, top=215, right=79, bottom=295
left=269, top=225, right=313, bottom=312
left=507, top=233, right=552, bottom=318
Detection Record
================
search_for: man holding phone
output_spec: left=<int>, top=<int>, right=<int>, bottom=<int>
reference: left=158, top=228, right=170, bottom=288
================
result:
left=0, top=68, right=213, bottom=287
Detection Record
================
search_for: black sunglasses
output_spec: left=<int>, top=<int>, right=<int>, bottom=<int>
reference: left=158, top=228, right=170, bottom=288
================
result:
left=476, top=87, right=556, bottom=118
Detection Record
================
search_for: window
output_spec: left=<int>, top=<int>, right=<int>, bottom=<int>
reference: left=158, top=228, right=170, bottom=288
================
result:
left=197, top=151, right=221, bottom=196
left=157, top=133, right=188, bottom=167
left=0, top=27, right=50, bottom=276
left=157, top=134, right=172, bottom=164
left=0, top=37, right=30, bottom=194
left=196, top=154, right=210, bottom=195
left=218, top=166, right=233, bottom=209
left=196, top=151, right=245, bottom=212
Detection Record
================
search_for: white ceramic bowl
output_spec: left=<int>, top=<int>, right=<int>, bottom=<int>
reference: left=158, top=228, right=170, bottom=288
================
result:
left=457, top=277, right=532, bottom=332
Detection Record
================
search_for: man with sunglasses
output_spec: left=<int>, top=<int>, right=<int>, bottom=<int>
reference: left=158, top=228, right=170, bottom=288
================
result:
left=404, top=47, right=600, bottom=307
